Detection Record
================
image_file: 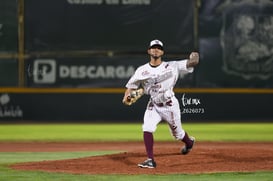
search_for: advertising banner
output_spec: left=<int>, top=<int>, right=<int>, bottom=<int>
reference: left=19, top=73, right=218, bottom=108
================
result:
left=24, top=0, right=195, bottom=53
left=198, top=0, right=273, bottom=88
left=25, top=56, right=195, bottom=88
left=0, top=0, right=18, bottom=52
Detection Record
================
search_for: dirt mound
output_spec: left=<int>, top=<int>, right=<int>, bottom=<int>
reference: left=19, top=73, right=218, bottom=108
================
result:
left=6, top=142, right=273, bottom=174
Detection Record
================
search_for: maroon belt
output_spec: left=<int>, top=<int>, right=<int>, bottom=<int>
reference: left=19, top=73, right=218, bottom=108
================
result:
left=156, top=100, right=172, bottom=107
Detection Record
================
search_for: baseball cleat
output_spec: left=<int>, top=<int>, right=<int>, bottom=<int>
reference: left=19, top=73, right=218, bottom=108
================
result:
left=181, top=136, right=195, bottom=155
left=138, top=158, right=157, bottom=168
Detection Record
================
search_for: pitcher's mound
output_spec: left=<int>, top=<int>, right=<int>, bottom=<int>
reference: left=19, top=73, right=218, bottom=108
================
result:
left=10, top=142, right=273, bottom=174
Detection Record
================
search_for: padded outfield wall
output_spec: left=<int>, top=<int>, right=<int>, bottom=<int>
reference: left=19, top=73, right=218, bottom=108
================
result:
left=1, top=88, right=272, bottom=122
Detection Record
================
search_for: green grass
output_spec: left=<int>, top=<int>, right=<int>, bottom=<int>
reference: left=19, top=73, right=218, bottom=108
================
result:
left=0, top=166, right=272, bottom=181
left=182, top=123, right=273, bottom=142
left=0, top=123, right=273, bottom=181
left=0, top=151, right=119, bottom=164
left=0, top=123, right=272, bottom=142
left=0, top=123, right=143, bottom=142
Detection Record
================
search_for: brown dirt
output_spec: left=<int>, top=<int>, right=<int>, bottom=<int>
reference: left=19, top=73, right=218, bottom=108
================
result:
left=2, top=141, right=273, bottom=175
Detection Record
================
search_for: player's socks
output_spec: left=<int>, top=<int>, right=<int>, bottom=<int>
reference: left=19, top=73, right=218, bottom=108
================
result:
left=143, top=131, right=154, bottom=160
left=182, top=132, right=193, bottom=148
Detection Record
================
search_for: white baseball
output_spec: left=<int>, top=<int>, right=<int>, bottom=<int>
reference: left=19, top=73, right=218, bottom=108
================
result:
left=190, top=53, right=196, bottom=59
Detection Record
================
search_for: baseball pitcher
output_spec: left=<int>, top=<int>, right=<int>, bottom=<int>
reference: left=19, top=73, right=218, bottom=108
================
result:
left=122, top=39, right=199, bottom=168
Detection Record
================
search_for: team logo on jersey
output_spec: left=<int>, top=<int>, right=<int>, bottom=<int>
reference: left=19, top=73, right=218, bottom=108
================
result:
left=221, top=13, right=273, bottom=80
left=142, top=70, right=150, bottom=76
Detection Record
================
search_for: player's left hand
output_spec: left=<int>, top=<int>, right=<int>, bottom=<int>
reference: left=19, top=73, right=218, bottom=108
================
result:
left=122, top=88, right=144, bottom=106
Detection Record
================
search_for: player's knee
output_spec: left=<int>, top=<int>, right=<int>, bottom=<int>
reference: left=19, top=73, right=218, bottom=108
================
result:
left=142, top=125, right=156, bottom=133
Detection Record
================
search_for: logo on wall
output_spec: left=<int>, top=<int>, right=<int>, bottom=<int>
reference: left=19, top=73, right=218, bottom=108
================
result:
left=33, top=59, right=56, bottom=83
left=221, top=13, right=273, bottom=80
left=30, top=58, right=135, bottom=85
left=0, top=94, right=23, bottom=118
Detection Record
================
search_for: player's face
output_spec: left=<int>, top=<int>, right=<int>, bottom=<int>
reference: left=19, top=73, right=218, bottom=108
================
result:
left=148, top=46, right=164, bottom=59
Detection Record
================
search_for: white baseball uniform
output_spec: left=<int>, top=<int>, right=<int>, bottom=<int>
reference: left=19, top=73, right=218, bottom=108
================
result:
left=126, top=60, right=193, bottom=140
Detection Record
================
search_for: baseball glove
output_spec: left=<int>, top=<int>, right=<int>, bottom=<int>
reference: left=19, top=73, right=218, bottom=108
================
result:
left=123, top=88, right=144, bottom=106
